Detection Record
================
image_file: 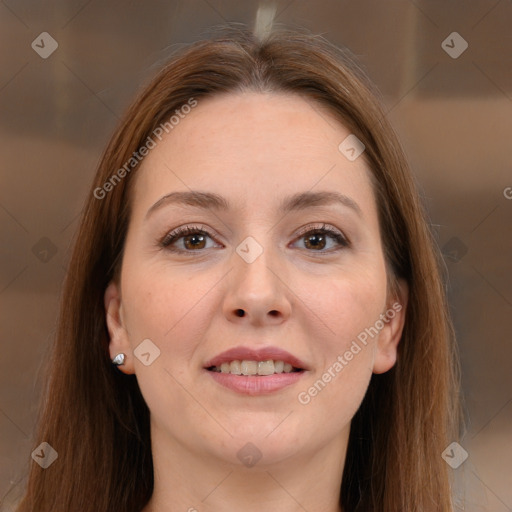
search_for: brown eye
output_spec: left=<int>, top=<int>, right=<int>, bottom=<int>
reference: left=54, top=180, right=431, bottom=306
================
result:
left=160, top=225, right=218, bottom=252
left=303, top=232, right=328, bottom=250
left=182, top=233, right=207, bottom=250
left=160, top=223, right=349, bottom=255
left=293, top=224, right=349, bottom=252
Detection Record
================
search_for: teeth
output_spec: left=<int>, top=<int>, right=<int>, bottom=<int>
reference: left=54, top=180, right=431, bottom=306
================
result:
left=274, top=360, right=284, bottom=373
left=258, top=360, right=274, bottom=375
left=230, top=360, right=241, bottom=375
left=210, top=359, right=300, bottom=375
left=241, top=360, right=258, bottom=375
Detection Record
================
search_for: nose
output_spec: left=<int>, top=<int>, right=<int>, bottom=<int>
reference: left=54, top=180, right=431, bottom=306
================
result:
left=222, top=243, right=292, bottom=327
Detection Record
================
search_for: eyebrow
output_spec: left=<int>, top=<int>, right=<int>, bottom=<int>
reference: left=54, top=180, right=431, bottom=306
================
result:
left=145, top=190, right=363, bottom=220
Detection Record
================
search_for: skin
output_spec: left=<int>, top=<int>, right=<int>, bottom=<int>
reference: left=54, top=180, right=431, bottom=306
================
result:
left=104, top=91, right=408, bottom=512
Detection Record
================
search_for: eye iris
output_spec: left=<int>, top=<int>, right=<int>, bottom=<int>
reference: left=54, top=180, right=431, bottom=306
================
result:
left=304, top=232, right=326, bottom=250
left=164, top=226, right=343, bottom=252
left=184, top=233, right=206, bottom=250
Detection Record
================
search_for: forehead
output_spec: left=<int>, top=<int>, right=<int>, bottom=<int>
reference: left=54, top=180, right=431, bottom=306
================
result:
left=132, top=91, right=376, bottom=219
left=153, top=91, right=352, bottom=164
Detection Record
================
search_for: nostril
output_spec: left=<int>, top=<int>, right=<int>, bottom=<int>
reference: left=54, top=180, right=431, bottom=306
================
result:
left=235, top=309, right=245, bottom=317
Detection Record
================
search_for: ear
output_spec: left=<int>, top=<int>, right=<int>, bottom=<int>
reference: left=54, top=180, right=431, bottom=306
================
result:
left=372, top=279, right=408, bottom=375
left=104, top=281, right=135, bottom=374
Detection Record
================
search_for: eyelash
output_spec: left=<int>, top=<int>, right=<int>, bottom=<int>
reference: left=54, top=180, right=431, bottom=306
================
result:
left=159, top=223, right=349, bottom=254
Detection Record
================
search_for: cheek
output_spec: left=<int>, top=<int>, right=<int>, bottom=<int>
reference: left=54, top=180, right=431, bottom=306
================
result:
left=296, top=264, right=387, bottom=351
left=295, top=351, right=373, bottom=446
left=119, top=269, right=220, bottom=432
left=121, top=264, right=223, bottom=364
left=292, top=266, right=386, bottom=417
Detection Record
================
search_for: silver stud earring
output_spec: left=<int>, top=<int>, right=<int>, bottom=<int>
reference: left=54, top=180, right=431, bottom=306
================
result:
left=112, top=353, right=126, bottom=366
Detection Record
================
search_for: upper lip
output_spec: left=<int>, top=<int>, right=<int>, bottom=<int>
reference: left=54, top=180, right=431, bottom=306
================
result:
left=204, top=346, right=309, bottom=370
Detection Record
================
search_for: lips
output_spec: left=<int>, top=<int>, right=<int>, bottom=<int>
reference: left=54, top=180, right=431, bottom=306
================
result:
left=203, top=346, right=309, bottom=395
left=203, top=346, right=309, bottom=372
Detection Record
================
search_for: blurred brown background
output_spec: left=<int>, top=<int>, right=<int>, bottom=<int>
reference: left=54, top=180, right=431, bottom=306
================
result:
left=0, top=1, right=511, bottom=510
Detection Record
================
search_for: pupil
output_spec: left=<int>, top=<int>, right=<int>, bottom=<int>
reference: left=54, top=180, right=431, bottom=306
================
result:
left=307, top=234, right=325, bottom=250
left=186, top=234, right=205, bottom=249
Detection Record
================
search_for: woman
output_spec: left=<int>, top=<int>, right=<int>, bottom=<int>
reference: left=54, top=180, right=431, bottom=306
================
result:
left=17, top=21, right=462, bottom=512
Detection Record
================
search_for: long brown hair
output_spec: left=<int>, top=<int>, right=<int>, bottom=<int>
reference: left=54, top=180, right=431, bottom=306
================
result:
left=16, top=23, right=461, bottom=512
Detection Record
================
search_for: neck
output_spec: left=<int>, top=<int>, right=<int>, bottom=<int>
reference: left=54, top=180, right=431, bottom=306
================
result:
left=142, top=423, right=348, bottom=512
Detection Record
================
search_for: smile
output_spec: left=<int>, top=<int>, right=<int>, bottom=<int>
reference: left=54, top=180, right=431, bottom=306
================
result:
left=207, top=359, right=302, bottom=376
left=203, top=345, right=308, bottom=395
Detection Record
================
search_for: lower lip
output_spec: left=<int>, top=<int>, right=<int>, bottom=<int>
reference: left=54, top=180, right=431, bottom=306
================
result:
left=206, top=370, right=305, bottom=395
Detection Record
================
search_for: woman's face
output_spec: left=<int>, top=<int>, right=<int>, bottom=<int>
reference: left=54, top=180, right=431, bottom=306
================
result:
left=105, top=91, right=407, bottom=468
